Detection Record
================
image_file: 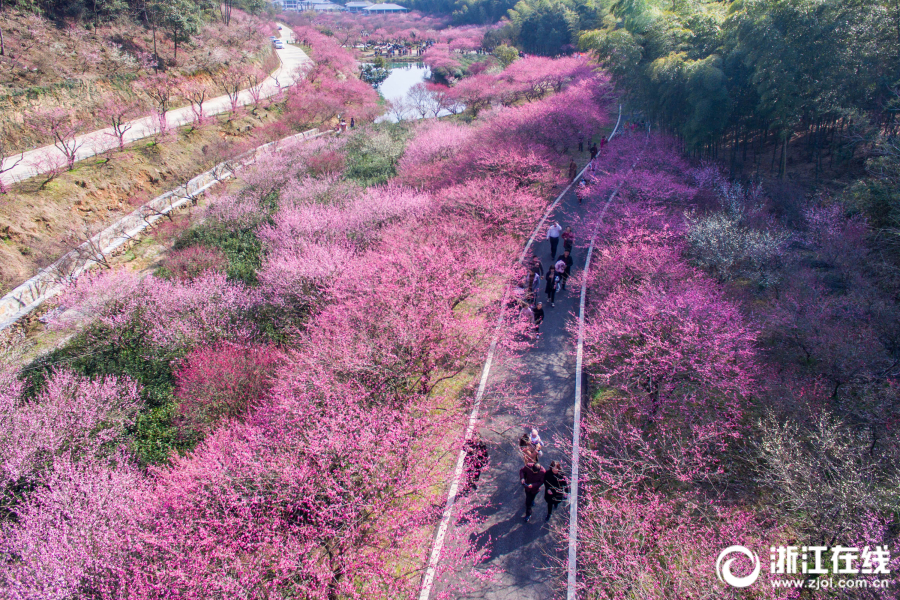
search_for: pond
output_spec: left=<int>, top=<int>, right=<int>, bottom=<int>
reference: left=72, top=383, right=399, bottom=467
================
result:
left=376, top=62, right=456, bottom=123
left=378, top=62, right=431, bottom=102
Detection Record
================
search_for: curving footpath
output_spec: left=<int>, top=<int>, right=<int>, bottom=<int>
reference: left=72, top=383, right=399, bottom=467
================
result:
left=421, top=110, right=623, bottom=600
left=0, top=23, right=309, bottom=188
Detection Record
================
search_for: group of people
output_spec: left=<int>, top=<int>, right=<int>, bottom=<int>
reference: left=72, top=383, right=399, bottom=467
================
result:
left=519, top=428, right=570, bottom=522
left=516, top=221, right=574, bottom=336
left=336, top=117, right=355, bottom=132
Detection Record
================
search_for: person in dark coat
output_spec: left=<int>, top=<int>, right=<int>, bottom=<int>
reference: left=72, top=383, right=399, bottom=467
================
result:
left=461, top=433, right=488, bottom=495
left=589, top=143, right=598, bottom=159
left=562, top=226, right=575, bottom=254
left=545, top=264, right=559, bottom=307
left=519, top=461, right=545, bottom=522
left=544, top=460, right=570, bottom=521
left=559, top=250, right=573, bottom=290
left=533, top=302, right=545, bottom=334
left=568, top=160, right=577, bottom=180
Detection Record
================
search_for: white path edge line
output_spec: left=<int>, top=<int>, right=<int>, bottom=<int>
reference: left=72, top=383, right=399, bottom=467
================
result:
left=567, top=117, right=650, bottom=600
left=418, top=105, right=624, bottom=600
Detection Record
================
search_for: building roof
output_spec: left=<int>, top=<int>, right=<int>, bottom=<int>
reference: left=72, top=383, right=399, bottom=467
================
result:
left=363, top=2, right=408, bottom=10
left=345, top=1, right=373, bottom=6
left=306, top=0, right=343, bottom=9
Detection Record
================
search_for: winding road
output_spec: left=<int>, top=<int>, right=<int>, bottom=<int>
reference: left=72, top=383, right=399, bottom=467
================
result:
left=0, top=23, right=310, bottom=188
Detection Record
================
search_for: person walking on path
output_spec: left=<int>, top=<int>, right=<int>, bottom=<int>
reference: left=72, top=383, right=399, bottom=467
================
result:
left=589, top=142, right=598, bottom=160
left=533, top=302, right=545, bottom=334
left=554, top=257, right=568, bottom=290
left=547, top=222, right=562, bottom=259
left=529, top=428, right=544, bottom=454
left=520, top=461, right=545, bottom=522
left=519, top=430, right=540, bottom=463
left=530, top=270, right=541, bottom=305
left=531, top=256, right=544, bottom=279
left=562, top=226, right=575, bottom=253
left=520, top=301, right=534, bottom=336
left=559, top=250, right=573, bottom=290
left=545, top=264, right=559, bottom=307
left=600, top=136, right=607, bottom=153
left=462, top=433, right=488, bottom=495
left=544, top=461, right=570, bottom=521
left=568, top=160, right=577, bottom=180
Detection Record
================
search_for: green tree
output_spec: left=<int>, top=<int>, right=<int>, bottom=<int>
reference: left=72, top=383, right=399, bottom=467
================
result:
left=492, top=43, right=519, bottom=66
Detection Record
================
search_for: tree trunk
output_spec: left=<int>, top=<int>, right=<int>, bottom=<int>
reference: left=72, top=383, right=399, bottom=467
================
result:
left=780, top=135, right=789, bottom=179
left=0, top=26, right=4, bottom=57
left=771, top=130, right=779, bottom=173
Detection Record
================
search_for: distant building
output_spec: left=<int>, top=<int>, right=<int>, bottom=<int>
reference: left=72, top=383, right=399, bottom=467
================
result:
left=344, top=0, right=373, bottom=11
left=363, top=2, right=408, bottom=12
left=297, top=0, right=343, bottom=9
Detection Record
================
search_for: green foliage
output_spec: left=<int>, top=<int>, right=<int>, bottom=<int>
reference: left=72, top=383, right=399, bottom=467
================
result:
left=574, top=0, right=899, bottom=153
left=173, top=220, right=264, bottom=286
left=360, top=60, right=391, bottom=88
left=511, top=0, right=580, bottom=55
left=492, top=44, right=519, bottom=67
left=11, top=0, right=215, bottom=28
left=132, top=401, right=198, bottom=465
left=18, top=322, right=193, bottom=465
left=343, top=124, right=411, bottom=186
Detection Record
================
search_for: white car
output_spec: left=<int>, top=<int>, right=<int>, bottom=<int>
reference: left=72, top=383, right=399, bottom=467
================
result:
left=273, top=40, right=284, bottom=49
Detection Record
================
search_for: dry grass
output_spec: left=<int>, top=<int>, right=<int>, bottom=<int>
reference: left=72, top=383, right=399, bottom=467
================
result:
left=0, top=104, right=294, bottom=295
left=0, top=9, right=277, bottom=151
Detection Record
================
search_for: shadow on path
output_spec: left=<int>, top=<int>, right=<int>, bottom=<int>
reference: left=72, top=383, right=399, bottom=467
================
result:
left=437, top=181, right=587, bottom=600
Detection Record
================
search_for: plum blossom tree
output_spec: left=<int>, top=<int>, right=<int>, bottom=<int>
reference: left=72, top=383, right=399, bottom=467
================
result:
left=213, top=62, right=246, bottom=112
left=28, top=108, right=85, bottom=170
left=0, top=369, right=141, bottom=490
left=175, top=342, right=282, bottom=432
left=99, top=94, right=144, bottom=152
left=136, top=72, right=179, bottom=135
left=178, top=77, right=212, bottom=125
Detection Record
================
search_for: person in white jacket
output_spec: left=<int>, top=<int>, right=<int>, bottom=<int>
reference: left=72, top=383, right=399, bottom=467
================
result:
left=547, top=222, right=562, bottom=259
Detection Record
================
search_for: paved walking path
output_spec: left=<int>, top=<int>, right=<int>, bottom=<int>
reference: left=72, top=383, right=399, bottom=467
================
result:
left=0, top=23, right=309, bottom=188
left=438, top=180, right=587, bottom=599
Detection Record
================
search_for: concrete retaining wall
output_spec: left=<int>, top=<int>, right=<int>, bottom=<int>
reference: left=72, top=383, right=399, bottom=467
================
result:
left=0, top=128, right=327, bottom=332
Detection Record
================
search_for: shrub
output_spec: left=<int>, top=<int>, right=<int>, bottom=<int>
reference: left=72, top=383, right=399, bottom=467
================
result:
left=175, top=343, right=282, bottom=431
left=158, top=245, right=229, bottom=280
left=344, top=124, right=410, bottom=186
left=683, top=210, right=789, bottom=287
left=174, top=222, right=263, bottom=285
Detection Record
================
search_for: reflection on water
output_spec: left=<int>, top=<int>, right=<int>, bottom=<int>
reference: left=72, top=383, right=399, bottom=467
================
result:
left=376, top=62, right=455, bottom=123
left=378, top=62, right=431, bottom=102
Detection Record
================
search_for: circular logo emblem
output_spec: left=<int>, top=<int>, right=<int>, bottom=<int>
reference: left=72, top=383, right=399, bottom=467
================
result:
left=716, top=545, right=761, bottom=588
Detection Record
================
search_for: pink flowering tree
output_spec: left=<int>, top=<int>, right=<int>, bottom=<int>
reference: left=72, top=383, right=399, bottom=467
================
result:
left=214, top=62, right=246, bottom=112
left=27, top=107, right=85, bottom=170
left=136, top=72, right=180, bottom=135
left=50, top=268, right=261, bottom=351
left=178, top=77, right=212, bottom=125
left=99, top=94, right=144, bottom=152
left=0, top=369, right=142, bottom=489
left=175, top=342, right=283, bottom=432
